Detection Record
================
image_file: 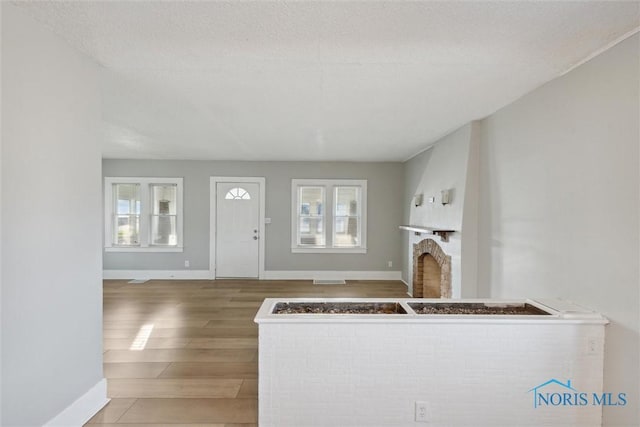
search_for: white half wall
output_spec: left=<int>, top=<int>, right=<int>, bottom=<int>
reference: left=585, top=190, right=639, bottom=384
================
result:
left=258, top=311, right=607, bottom=426
left=1, top=5, right=105, bottom=425
left=477, top=33, right=639, bottom=426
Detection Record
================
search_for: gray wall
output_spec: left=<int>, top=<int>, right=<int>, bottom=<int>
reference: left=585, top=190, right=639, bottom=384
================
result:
left=103, top=160, right=404, bottom=272
left=1, top=5, right=104, bottom=425
left=478, top=34, right=639, bottom=426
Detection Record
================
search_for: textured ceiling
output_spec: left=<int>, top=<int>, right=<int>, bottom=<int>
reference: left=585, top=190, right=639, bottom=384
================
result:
left=14, top=1, right=640, bottom=161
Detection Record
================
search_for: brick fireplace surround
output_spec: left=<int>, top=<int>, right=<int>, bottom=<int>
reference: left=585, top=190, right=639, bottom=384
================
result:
left=413, top=238, right=452, bottom=298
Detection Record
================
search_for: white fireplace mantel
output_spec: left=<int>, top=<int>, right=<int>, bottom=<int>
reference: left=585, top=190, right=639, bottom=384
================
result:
left=399, top=225, right=455, bottom=242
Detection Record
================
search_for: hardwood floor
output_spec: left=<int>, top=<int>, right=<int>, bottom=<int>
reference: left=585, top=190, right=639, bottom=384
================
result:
left=86, top=279, right=409, bottom=426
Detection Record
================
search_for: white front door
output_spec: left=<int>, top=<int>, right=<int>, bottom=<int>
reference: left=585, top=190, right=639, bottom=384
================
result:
left=215, top=182, right=260, bottom=278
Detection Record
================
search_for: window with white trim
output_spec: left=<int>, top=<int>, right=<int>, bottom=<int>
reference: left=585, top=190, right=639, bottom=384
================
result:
left=291, top=179, right=367, bottom=253
left=104, top=177, right=183, bottom=252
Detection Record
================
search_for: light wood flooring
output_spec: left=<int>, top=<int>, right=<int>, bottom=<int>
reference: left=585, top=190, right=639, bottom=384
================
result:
left=86, top=279, right=409, bottom=426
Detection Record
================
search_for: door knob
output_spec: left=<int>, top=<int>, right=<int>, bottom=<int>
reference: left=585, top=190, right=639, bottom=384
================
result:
left=253, top=236, right=259, bottom=240
left=253, top=229, right=258, bottom=233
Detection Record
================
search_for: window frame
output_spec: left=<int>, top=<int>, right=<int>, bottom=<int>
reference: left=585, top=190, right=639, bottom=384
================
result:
left=295, top=185, right=326, bottom=248
left=104, top=177, right=184, bottom=252
left=332, top=185, right=362, bottom=248
left=291, top=179, right=367, bottom=254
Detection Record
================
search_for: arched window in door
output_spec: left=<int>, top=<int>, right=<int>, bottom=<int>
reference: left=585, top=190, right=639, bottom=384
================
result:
left=225, top=187, right=251, bottom=200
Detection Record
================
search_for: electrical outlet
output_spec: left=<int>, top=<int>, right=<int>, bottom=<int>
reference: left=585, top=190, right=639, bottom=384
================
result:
left=184, top=260, right=190, bottom=268
left=388, top=261, right=393, bottom=268
left=415, top=401, right=429, bottom=422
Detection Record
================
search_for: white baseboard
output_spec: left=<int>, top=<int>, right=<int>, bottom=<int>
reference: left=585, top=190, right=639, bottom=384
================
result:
left=103, top=270, right=210, bottom=280
left=44, top=378, right=109, bottom=427
left=400, top=278, right=413, bottom=296
left=103, top=270, right=402, bottom=281
left=263, top=270, right=402, bottom=281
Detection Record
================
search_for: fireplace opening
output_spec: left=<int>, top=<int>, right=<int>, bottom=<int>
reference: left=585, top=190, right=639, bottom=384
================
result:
left=413, top=238, right=452, bottom=298
left=420, top=254, right=442, bottom=298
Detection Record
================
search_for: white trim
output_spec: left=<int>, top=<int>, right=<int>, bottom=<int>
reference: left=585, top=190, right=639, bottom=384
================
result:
left=210, top=177, right=266, bottom=280
left=44, top=378, right=109, bottom=427
left=560, top=26, right=640, bottom=77
left=103, top=270, right=402, bottom=281
left=291, top=183, right=327, bottom=248
left=400, top=278, right=412, bottom=296
left=402, top=141, right=436, bottom=163
left=291, top=247, right=367, bottom=254
left=263, top=270, right=401, bottom=281
left=105, top=246, right=183, bottom=253
left=103, top=270, right=210, bottom=280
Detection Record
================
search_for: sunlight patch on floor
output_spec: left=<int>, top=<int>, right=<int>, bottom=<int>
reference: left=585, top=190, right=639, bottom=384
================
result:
left=129, top=324, right=154, bottom=350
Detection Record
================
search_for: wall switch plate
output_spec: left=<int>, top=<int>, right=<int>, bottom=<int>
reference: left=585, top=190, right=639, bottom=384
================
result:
left=415, top=401, right=429, bottom=422
left=388, top=261, right=393, bottom=268
left=587, top=337, right=601, bottom=355
left=184, top=260, right=190, bottom=268
left=265, top=217, right=272, bottom=224
left=428, top=197, right=435, bottom=203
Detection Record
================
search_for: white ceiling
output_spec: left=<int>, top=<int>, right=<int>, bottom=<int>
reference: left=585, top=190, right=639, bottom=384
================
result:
left=15, top=1, right=640, bottom=161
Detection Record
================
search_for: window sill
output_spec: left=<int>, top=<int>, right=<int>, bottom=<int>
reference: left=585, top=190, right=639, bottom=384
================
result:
left=105, top=246, right=184, bottom=253
left=291, top=247, right=367, bottom=254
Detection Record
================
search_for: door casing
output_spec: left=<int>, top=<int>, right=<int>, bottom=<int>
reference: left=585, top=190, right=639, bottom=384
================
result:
left=210, top=176, right=266, bottom=279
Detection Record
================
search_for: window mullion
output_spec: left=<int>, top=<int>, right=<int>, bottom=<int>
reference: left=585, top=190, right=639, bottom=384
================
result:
left=177, top=180, right=183, bottom=247
left=327, top=185, right=333, bottom=248
left=297, top=186, right=303, bottom=247
left=323, top=187, right=327, bottom=247
left=106, top=183, right=114, bottom=247
left=112, top=184, right=118, bottom=246
left=139, top=183, right=150, bottom=247
left=320, top=186, right=327, bottom=248
left=296, top=187, right=302, bottom=246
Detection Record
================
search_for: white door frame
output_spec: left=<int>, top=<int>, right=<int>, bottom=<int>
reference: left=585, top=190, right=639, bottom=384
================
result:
left=210, top=176, right=266, bottom=279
